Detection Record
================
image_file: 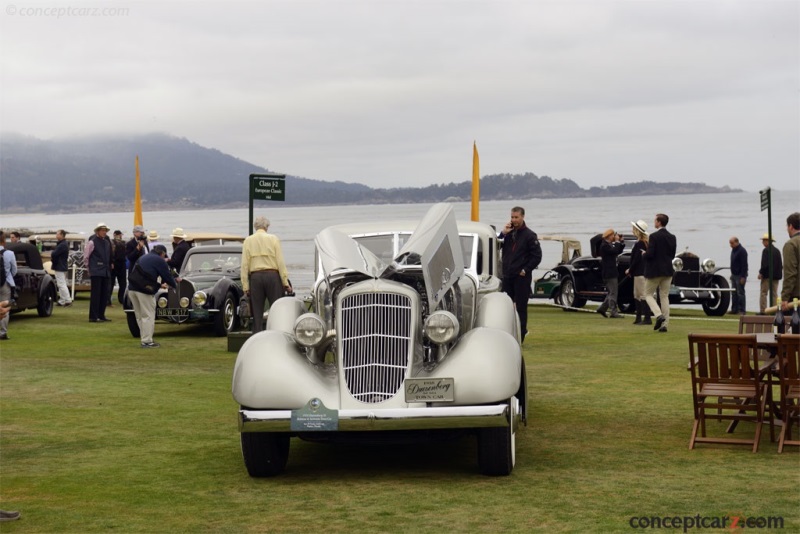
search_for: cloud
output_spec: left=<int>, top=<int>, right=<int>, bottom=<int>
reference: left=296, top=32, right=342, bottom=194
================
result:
left=1, top=0, right=797, bottom=191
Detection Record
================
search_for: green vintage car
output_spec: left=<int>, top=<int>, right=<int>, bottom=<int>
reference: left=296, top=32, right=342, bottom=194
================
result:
left=531, top=235, right=583, bottom=304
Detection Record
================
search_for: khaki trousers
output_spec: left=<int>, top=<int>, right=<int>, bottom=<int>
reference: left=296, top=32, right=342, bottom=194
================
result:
left=644, top=276, right=672, bottom=326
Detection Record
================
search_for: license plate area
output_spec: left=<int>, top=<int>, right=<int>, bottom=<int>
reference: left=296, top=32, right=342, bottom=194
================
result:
left=404, top=378, right=455, bottom=402
left=156, top=308, right=190, bottom=319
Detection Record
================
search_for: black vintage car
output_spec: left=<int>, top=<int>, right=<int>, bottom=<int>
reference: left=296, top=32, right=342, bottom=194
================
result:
left=535, top=235, right=732, bottom=316
left=6, top=242, right=57, bottom=317
left=124, top=245, right=244, bottom=337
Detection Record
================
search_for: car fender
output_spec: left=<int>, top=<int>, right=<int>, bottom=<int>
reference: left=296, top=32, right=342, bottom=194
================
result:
left=38, top=273, right=55, bottom=299
left=265, top=296, right=307, bottom=333
left=475, top=291, right=518, bottom=339
left=232, top=331, right=339, bottom=409
left=417, top=327, right=521, bottom=405
left=206, top=278, right=238, bottom=307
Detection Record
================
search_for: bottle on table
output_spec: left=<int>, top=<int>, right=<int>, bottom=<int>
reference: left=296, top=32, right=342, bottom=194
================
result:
left=773, top=298, right=786, bottom=334
left=791, top=298, right=800, bottom=335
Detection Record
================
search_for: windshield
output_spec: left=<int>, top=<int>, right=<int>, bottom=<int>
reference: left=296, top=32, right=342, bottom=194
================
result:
left=182, top=251, right=241, bottom=275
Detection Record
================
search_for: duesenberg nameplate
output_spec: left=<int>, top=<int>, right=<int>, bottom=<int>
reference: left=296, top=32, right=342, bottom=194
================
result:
left=404, top=378, right=455, bottom=402
left=290, top=398, right=339, bottom=431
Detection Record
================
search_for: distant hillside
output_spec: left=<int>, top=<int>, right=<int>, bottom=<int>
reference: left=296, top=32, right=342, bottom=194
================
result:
left=0, top=133, right=740, bottom=214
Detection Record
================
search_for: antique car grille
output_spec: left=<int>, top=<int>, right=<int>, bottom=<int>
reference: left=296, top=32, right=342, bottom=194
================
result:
left=340, top=292, right=412, bottom=403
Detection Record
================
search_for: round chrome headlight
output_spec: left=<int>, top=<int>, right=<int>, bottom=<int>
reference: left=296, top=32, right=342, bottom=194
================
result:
left=179, top=297, right=190, bottom=308
left=192, top=291, right=207, bottom=307
left=701, top=258, right=716, bottom=273
left=157, top=296, right=168, bottom=309
left=294, top=313, right=326, bottom=348
left=424, top=311, right=459, bottom=345
left=672, top=257, right=684, bottom=271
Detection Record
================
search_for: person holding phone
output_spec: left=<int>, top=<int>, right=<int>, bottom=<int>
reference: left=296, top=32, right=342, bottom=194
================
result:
left=498, top=206, right=542, bottom=342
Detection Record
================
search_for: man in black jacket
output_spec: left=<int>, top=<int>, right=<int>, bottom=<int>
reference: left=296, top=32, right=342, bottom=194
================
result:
left=728, top=236, right=748, bottom=315
left=109, top=230, right=127, bottom=306
left=596, top=229, right=625, bottom=318
left=167, top=228, right=191, bottom=272
left=757, top=233, right=782, bottom=314
left=644, top=213, right=677, bottom=333
left=125, top=225, right=149, bottom=274
left=51, top=229, right=73, bottom=307
left=83, top=223, right=112, bottom=322
left=499, top=206, right=542, bottom=342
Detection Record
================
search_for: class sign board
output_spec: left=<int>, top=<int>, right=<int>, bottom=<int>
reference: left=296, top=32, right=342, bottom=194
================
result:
left=250, top=173, right=286, bottom=201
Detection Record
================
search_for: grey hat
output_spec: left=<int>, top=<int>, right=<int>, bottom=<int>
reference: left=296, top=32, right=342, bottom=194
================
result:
left=133, top=225, right=146, bottom=233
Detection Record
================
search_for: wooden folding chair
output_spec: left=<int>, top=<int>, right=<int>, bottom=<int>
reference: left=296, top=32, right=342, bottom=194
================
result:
left=688, top=333, right=771, bottom=453
left=777, top=334, right=800, bottom=453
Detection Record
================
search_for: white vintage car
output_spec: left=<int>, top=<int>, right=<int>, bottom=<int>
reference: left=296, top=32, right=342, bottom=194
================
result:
left=232, top=204, right=527, bottom=476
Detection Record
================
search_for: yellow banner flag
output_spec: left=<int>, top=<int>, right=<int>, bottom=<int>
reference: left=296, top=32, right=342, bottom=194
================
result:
left=471, top=142, right=480, bottom=221
left=134, top=156, right=143, bottom=226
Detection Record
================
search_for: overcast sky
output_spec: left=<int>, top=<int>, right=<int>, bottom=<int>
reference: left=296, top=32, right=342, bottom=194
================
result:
left=1, top=0, right=797, bottom=191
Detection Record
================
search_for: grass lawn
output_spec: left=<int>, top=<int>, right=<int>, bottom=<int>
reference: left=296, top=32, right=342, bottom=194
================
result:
left=1, top=297, right=798, bottom=533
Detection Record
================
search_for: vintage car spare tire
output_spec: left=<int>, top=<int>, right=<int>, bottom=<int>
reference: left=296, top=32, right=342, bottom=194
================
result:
left=701, top=274, right=731, bottom=317
left=125, top=297, right=141, bottom=338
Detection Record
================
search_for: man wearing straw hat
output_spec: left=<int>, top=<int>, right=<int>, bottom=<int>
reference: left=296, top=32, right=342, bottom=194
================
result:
left=167, top=228, right=191, bottom=272
left=84, top=222, right=113, bottom=322
left=757, top=233, right=782, bottom=314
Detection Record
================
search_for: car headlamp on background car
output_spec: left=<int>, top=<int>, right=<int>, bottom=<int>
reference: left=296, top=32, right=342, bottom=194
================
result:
left=179, top=297, right=190, bottom=308
left=157, top=296, right=168, bottom=309
left=294, top=313, right=326, bottom=348
left=192, top=291, right=207, bottom=307
left=701, top=258, right=716, bottom=273
left=672, top=257, right=684, bottom=272
left=424, top=311, right=459, bottom=345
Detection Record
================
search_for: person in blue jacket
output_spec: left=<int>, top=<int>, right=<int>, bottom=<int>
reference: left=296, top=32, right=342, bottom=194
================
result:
left=128, top=245, right=178, bottom=348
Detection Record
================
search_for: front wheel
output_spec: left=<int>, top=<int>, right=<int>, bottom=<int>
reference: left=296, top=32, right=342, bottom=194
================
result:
left=241, top=432, right=290, bottom=477
left=477, top=397, right=517, bottom=476
left=213, top=291, right=238, bottom=336
left=559, top=277, right=586, bottom=310
left=125, top=296, right=141, bottom=338
left=701, top=275, right=731, bottom=317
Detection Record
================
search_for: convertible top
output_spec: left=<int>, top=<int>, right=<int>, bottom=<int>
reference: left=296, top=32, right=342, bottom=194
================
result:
left=6, top=242, right=45, bottom=270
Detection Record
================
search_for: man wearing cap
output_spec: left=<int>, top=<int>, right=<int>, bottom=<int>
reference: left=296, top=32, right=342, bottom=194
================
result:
left=596, top=229, right=625, bottom=319
left=128, top=245, right=178, bottom=348
left=109, top=230, right=127, bottom=306
left=728, top=236, right=748, bottom=315
left=241, top=216, right=292, bottom=333
left=757, top=233, right=782, bottom=314
left=126, top=225, right=149, bottom=273
left=167, top=228, right=191, bottom=272
left=84, top=223, right=113, bottom=322
left=644, top=213, right=677, bottom=333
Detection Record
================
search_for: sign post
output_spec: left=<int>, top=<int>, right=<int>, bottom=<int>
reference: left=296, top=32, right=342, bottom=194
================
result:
left=759, top=187, right=774, bottom=307
left=248, top=173, right=286, bottom=234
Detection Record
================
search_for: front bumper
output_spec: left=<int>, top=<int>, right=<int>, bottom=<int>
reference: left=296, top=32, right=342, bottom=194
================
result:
left=239, top=404, right=511, bottom=433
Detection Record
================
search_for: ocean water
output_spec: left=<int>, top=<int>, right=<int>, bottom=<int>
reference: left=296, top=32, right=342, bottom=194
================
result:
left=3, top=191, right=799, bottom=311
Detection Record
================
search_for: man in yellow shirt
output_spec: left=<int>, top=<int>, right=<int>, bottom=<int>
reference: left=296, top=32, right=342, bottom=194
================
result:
left=241, top=216, right=292, bottom=333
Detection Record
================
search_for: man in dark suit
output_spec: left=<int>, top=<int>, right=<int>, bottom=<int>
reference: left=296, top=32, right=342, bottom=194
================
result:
left=643, top=213, right=677, bottom=333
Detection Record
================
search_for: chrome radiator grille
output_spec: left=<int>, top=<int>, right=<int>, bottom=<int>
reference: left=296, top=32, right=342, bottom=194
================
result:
left=340, top=292, right=412, bottom=403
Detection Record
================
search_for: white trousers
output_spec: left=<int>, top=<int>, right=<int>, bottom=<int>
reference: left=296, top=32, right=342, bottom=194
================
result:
left=644, top=276, right=672, bottom=326
left=55, top=271, right=72, bottom=304
left=129, top=290, right=156, bottom=344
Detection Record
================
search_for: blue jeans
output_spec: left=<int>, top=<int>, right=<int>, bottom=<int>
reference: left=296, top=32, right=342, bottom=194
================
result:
left=730, top=275, right=746, bottom=314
